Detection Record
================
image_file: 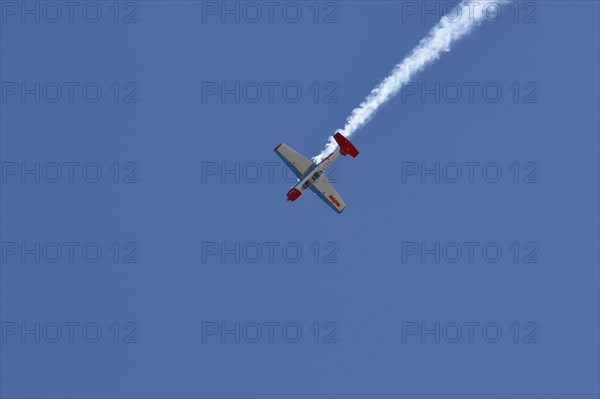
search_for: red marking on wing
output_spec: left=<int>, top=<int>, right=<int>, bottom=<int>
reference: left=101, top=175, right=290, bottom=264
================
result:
left=328, top=194, right=341, bottom=207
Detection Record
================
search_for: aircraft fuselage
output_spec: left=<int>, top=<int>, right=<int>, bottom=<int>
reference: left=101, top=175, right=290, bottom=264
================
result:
left=286, top=150, right=340, bottom=201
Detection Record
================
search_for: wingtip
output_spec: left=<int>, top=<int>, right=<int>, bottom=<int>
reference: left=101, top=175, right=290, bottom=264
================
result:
left=274, top=143, right=282, bottom=151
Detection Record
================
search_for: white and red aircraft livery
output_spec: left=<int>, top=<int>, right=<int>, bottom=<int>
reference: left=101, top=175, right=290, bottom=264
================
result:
left=274, top=132, right=359, bottom=214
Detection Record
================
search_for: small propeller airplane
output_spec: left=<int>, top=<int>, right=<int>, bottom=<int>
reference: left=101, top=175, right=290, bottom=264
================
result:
left=274, top=132, right=359, bottom=214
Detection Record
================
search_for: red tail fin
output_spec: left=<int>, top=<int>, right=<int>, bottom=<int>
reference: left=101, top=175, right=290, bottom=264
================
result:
left=333, top=132, right=359, bottom=158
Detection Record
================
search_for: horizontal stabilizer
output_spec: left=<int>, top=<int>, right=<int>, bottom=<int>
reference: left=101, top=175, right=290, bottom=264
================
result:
left=333, top=132, right=359, bottom=158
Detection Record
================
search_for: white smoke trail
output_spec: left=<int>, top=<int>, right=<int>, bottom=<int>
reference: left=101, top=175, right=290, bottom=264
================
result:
left=313, top=0, right=507, bottom=163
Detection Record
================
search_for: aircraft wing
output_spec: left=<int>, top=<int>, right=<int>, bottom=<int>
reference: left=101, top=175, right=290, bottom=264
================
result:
left=310, top=175, right=346, bottom=214
left=274, top=143, right=315, bottom=178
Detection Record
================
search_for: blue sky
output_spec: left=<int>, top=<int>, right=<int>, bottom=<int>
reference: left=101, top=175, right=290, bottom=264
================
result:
left=1, top=1, right=599, bottom=398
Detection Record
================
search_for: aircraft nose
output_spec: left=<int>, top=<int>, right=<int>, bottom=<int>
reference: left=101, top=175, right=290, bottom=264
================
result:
left=286, top=188, right=302, bottom=202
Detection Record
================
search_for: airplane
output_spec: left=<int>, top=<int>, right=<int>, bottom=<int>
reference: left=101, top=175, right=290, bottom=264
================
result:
left=274, top=132, right=359, bottom=214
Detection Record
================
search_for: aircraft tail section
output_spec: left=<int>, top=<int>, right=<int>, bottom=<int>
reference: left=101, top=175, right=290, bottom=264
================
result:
left=333, top=132, right=359, bottom=158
